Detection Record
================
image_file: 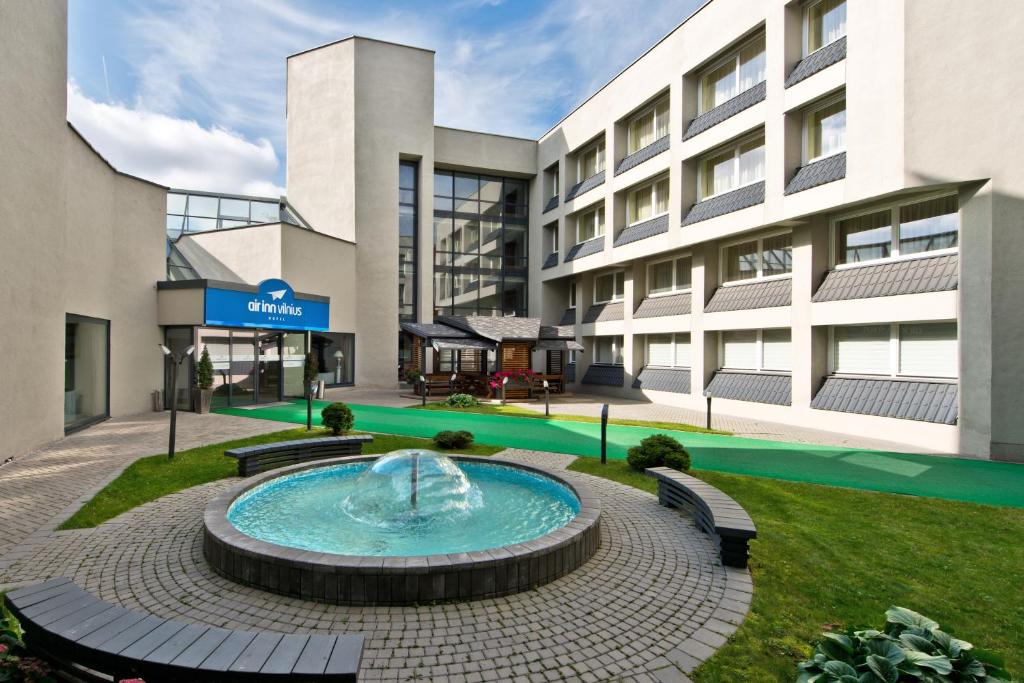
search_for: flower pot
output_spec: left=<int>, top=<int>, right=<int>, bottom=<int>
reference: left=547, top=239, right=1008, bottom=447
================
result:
left=194, top=388, right=213, bottom=414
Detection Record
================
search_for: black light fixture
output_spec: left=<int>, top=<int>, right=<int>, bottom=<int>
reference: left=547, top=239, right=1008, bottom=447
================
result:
left=160, top=343, right=195, bottom=461
left=703, top=389, right=713, bottom=430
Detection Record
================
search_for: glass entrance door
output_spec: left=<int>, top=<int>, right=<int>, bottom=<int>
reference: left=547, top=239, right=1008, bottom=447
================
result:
left=256, top=332, right=282, bottom=403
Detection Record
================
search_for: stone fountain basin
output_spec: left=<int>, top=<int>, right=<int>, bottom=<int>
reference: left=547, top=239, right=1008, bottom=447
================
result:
left=203, top=455, right=601, bottom=605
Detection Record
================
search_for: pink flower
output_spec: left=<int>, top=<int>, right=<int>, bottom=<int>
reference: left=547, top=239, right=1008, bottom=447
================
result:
left=118, top=679, right=146, bottom=683
left=0, top=643, right=7, bottom=655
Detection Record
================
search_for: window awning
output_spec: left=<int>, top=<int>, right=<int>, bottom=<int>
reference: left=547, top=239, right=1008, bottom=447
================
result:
left=535, top=339, right=584, bottom=352
left=431, top=338, right=497, bottom=352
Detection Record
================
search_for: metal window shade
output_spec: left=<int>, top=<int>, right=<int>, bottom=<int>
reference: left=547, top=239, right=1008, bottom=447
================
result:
left=834, top=325, right=890, bottom=374
left=761, top=330, right=792, bottom=371
left=647, top=335, right=673, bottom=366
left=674, top=336, right=692, bottom=367
left=899, top=323, right=957, bottom=378
left=722, top=330, right=757, bottom=369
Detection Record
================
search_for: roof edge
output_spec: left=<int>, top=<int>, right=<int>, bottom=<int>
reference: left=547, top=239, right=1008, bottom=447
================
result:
left=67, top=122, right=169, bottom=190
left=287, top=34, right=435, bottom=61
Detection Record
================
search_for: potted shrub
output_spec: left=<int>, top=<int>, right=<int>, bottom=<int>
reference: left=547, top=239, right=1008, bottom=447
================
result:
left=193, top=345, right=214, bottom=413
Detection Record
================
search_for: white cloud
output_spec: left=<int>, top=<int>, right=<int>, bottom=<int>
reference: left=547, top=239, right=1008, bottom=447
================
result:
left=67, top=82, right=285, bottom=196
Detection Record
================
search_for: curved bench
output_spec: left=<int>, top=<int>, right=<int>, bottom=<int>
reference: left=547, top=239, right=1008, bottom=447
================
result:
left=4, top=578, right=363, bottom=682
left=226, top=435, right=373, bottom=476
left=645, top=467, right=757, bottom=568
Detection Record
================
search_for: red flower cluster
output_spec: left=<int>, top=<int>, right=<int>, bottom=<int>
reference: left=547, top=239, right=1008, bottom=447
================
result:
left=488, top=368, right=536, bottom=389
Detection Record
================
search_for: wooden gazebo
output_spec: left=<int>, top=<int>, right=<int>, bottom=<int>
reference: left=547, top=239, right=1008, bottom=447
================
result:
left=399, top=316, right=582, bottom=399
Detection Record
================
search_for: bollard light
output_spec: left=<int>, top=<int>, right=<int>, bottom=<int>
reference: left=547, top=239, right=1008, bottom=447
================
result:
left=543, top=379, right=550, bottom=417
left=501, top=375, right=509, bottom=405
left=600, top=403, right=609, bottom=464
left=420, top=374, right=427, bottom=406
left=703, top=389, right=712, bottom=430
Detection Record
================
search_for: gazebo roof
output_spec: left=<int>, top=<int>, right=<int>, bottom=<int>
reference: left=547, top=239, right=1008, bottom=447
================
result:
left=437, top=315, right=542, bottom=342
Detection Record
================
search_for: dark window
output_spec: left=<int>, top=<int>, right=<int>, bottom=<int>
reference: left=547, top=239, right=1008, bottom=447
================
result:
left=65, top=314, right=109, bottom=432
left=399, top=161, right=418, bottom=322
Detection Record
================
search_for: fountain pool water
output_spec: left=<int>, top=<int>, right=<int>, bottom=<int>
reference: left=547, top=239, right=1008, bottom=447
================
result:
left=226, top=450, right=581, bottom=557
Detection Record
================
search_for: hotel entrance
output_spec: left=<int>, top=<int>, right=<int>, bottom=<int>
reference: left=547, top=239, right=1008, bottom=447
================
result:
left=191, top=328, right=307, bottom=408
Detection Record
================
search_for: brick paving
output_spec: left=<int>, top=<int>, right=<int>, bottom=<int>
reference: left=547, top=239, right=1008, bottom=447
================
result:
left=0, top=411, right=292, bottom=563
left=0, top=438, right=752, bottom=681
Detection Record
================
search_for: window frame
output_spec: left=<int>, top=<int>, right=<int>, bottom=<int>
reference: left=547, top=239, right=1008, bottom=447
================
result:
left=575, top=204, right=606, bottom=245
left=645, top=332, right=692, bottom=369
left=803, top=0, right=847, bottom=57
left=626, top=96, right=670, bottom=154
left=830, top=192, right=960, bottom=269
left=697, top=33, right=767, bottom=114
left=827, top=321, right=959, bottom=380
left=576, top=138, right=606, bottom=182
left=696, top=131, right=766, bottom=201
left=719, top=328, right=792, bottom=373
left=626, top=175, right=671, bottom=227
left=646, top=253, right=692, bottom=298
left=802, top=93, right=847, bottom=164
left=546, top=165, right=560, bottom=200
left=568, top=280, right=577, bottom=309
left=593, top=270, right=625, bottom=304
left=720, top=228, right=793, bottom=286
left=593, top=335, right=625, bottom=365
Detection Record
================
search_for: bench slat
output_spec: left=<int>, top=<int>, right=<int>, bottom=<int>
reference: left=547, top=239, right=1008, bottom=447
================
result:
left=169, top=626, right=233, bottom=668
left=229, top=632, right=284, bottom=673
left=15, top=583, right=83, bottom=613
left=44, top=600, right=112, bottom=634
left=6, top=578, right=72, bottom=603
left=326, top=635, right=364, bottom=677
left=32, top=593, right=96, bottom=626
left=144, top=622, right=209, bottom=664
left=95, top=614, right=166, bottom=655
left=259, top=634, right=310, bottom=674
left=118, top=620, right=189, bottom=659
left=61, top=605, right=131, bottom=642
left=293, top=634, right=336, bottom=674
left=200, top=630, right=258, bottom=671
left=77, top=611, right=150, bottom=649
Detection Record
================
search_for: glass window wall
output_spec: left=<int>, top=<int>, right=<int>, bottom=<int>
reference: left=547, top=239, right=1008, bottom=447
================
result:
left=65, top=314, right=109, bottom=432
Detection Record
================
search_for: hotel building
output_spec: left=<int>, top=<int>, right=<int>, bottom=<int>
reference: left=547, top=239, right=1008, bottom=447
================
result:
left=3, top=0, right=1023, bottom=461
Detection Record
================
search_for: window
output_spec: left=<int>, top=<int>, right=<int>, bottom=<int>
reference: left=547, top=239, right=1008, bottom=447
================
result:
left=832, top=322, right=958, bottom=378
left=805, top=97, right=846, bottom=162
left=544, top=222, right=559, bottom=255
left=628, top=177, right=670, bottom=225
left=311, top=332, right=355, bottom=386
left=399, top=161, right=418, bottom=322
left=628, top=98, right=670, bottom=153
left=647, top=333, right=691, bottom=368
left=577, top=139, right=606, bottom=180
left=699, top=35, right=766, bottom=113
left=594, top=271, right=624, bottom=303
left=648, top=255, right=692, bottom=296
left=723, top=232, right=792, bottom=283
left=547, top=166, right=560, bottom=199
left=699, top=135, right=765, bottom=199
left=569, top=280, right=577, bottom=308
left=721, top=329, right=791, bottom=371
left=835, top=195, right=958, bottom=265
left=576, top=205, right=605, bottom=243
left=65, top=314, right=109, bottom=432
left=594, top=336, right=624, bottom=365
left=805, top=0, right=847, bottom=54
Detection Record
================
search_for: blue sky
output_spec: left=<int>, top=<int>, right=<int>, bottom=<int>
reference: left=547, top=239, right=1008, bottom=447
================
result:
left=67, top=0, right=703, bottom=195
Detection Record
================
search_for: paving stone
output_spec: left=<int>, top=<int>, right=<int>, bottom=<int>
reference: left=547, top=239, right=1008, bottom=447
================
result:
left=0, top=414, right=751, bottom=679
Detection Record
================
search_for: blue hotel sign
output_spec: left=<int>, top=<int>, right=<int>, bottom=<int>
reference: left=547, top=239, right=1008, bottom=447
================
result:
left=204, top=279, right=329, bottom=331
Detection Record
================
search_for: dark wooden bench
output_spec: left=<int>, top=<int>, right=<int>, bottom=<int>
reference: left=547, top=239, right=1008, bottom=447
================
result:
left=3, top=578, right=363, bottom=682
left=225, top=436, right=373, bottom=476
left=645, top=467, right=757, bottom=568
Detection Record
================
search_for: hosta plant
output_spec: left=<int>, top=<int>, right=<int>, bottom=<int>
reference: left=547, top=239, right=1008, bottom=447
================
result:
left=797, top=606, right=1012, bottom=682
left=444, top=393, right=479, bottom=408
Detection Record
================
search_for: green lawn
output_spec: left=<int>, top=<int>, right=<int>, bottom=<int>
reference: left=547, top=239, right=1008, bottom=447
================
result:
left=59, top=429, right=503, bottom=529
left=568, top=459, right=1024, bottom=682
left=414, top=400, right=728, bottom=434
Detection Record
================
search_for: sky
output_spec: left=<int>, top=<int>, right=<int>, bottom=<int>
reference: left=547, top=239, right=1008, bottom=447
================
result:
left=67, top=0, right=704, bottom=196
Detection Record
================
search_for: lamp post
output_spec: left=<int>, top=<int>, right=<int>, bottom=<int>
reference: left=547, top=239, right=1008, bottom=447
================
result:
left=542, top=380, right=550, bottom=417
left=501, top=375, right=509, bottom=405
left=333, top=350, right=344, bottom=385
left=703, top=389, right=713, bottom=430
left=419, top=375, right=427, bottom=406
left=160, top=343, right=194, bottom=461
left=600, top=403, right=609, bottom=464
left=450, top=373, right=457, bottom=394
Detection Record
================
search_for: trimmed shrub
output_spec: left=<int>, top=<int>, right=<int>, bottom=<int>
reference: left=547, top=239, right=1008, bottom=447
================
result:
left=797, top=606, right=1013, bottom=682
left=664, top=447, right=692, bottom=472
left=444, top=393, right=479, bottom=408
left=433, top=430, right=474, bottom=449
left=321, top=402, right=354, bottom=435
left=626, top=434, right=689, bottom=472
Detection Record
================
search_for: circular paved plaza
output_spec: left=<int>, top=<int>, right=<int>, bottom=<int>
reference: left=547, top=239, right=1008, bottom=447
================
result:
left=0, top=449, right=752, bottom=682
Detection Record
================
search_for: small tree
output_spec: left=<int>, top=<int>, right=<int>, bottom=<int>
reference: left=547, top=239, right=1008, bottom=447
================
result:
left=195, top=345, right=214, bottom=390
left=321, top=402, right=354, bottom=435
left=304, top=352, right=319, bottom=430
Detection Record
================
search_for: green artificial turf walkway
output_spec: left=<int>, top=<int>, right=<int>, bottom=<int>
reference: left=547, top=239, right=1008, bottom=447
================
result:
left=216, top=400, right=1024, bottom=508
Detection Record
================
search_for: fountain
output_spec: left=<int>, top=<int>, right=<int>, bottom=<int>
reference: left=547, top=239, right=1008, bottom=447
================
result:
left=203, top=450, right=601, bottom=605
